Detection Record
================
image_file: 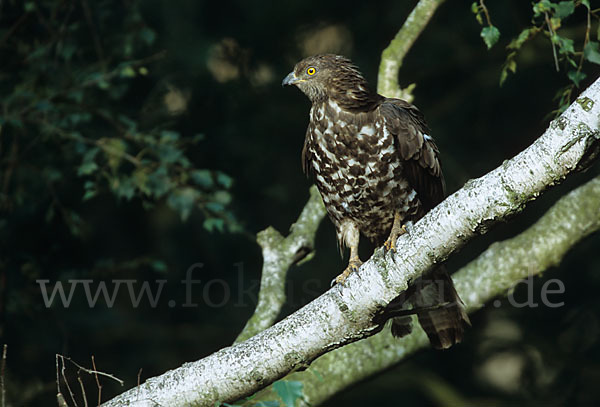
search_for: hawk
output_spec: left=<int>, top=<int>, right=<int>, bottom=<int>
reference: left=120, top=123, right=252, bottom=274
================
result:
left=283, top=54, right=469, bottom=349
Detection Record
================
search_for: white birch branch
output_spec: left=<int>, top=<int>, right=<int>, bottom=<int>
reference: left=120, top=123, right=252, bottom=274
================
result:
left=235, top=185, right=325, bottom=343
left=101, top=76, right=600, bottom=407
left=248, top=172, right=600, bottom=406
left=377, top=0, right=446, bottom=101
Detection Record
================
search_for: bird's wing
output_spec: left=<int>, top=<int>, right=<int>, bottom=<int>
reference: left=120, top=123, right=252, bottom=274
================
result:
left=301, top=126, right=313, bottom=175
left=378, top=98, right=445, bottom=212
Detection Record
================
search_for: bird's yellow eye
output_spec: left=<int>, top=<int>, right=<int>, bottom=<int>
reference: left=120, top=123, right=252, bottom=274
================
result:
left=306, top=67, right=316, bottom=76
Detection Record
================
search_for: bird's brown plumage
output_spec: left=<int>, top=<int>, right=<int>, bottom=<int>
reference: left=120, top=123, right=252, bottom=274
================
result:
left=283, top=54, right=469, bottom=349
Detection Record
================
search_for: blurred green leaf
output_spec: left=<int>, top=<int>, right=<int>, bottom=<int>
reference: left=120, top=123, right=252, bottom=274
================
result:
left=533, top=0, right=553, bottom=17
left=157, top=143, right=183, bottom=164
left=203, top=218, right=224, bottom=233
left=98, top=79, right=110, bottom=90
left=120, top=66, right=137, bottom=78
left=481, top=26, right=500, bottom=50
left=167, top=187, right=200, bottom=221
left=471, top=2, right=483, bottom=25
left=82, top=189, right=97, bottom=201
left=584, top=41, right=600, bottom=65
left=554, top=1, right=575, bottom=19
left=500, top=54, right=517, bottom=86
left=139, top=27, right=156, bottom=45
left=205, top=202, right=225, bottom=213
left=273, top=381, right=303, bottom=407
left=190, top=169, right=214, bottom=188
left=551, top=34, right=574, bottom=55
left=146, top=166, right=173, bottom=198
left=112, top=177, right=136, bottom=200
left=160, top=130, right=180, bottom=143
left=59, top=42, right=77, bottom=61
left=213, top=190, right=232, bottom=205
left=470, top=2, right=478, bottom=14
left=151, top=260, right=168, bottom=273
left=118, top=115, right=138, bottom=132
left=567, top=70, right=586, bottom=87
left=100, top=138, right=128, bottom=171
left=83, top=181, right=98, bottom=201
left=78, top=161, right=99, bottom=176
left=216, top=172, right=233, bottom=189
left=509, top=28, right=534, bottom=50
left=78, top=148, right=100, bottom=176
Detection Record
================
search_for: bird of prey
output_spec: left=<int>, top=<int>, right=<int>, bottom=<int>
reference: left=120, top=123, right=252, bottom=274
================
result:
left=282, top=54, right=469, bottom=349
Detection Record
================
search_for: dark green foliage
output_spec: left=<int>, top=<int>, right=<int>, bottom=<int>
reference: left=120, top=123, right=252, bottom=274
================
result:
left=273, top=380, right=304, bottom=407
left=472, top=1, right=501, bottom=49
left=0, top=0, right=238, bottom=232
left=479, top=0, right=600, bottom=114
left=0, top=2, right=239, bottom=401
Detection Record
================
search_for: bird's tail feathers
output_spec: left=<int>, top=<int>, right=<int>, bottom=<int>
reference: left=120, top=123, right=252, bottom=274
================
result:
left=389, top=265, right=470, bottom=349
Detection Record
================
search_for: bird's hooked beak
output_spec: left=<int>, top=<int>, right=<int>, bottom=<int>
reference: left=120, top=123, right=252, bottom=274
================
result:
left=282, top=71, right=300, bottom=86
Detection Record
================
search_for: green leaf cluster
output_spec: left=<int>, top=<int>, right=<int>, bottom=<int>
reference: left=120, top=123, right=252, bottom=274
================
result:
left=472, top=2, right=501, bottom=49
left=0, top=0, right=239, bottom=234
left=478, top=0, right=600, bottom=114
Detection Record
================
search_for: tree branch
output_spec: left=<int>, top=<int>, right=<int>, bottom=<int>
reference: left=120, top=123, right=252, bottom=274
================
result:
left=235, top=185, right=326, bottom=343
left=377, top=0, right=446, bottom=101
left=102, top=77, right=600, bottom=407
left=247, top=172, right=600, bottom=406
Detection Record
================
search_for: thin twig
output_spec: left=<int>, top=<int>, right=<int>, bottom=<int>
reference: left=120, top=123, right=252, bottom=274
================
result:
left=62, top=356, right=124, bottom=386
left=1, top=344, right=7, bottom=407
left=136, top=368, right=142, bottom=400
left=577, top=6, right=592, bottom=75
left=91, top=356, right=102, bottom=406
left=0, top=12, right=30, bottom=47
left=40, top=120, right=141, bottom=167
left=56, top=354, right=61, bottom=396
left=479, top=0, right=493, bottom=26
left=54, top=0, right=76, bottom=62
left=545, top=12, right=560, bottom=72
left=59, top=355, right=79, bottom=407
left=77, top=371, right=88, bottom=407
left=32, top=0, right=57, bottom=37
left=80, top=0, right=105, bottom=65
left=1, top=137, right=18, bottom=202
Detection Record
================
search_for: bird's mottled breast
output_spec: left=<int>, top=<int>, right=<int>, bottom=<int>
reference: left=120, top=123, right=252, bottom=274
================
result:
left=306, top=100, right=417, bottom=242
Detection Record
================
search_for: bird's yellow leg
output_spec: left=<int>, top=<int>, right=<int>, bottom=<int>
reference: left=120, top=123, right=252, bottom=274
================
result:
left=384, top=211, right=407, bottom=252
left=334, top=243, right=363, bottom=286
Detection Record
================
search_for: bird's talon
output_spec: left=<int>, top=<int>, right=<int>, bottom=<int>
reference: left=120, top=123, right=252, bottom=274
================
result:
left=332, top=258, right=362, bottom=286
left=383, top=238, right=396, bottom=252
left=384, top=224, right=408, bottom=253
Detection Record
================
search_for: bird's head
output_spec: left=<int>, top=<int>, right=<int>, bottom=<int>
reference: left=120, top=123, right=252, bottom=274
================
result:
left=282, top=54, right=376, bottom=107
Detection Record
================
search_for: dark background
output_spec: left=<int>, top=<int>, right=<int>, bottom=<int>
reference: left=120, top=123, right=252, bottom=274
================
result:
left=1, top=0, right=600, bottom=405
